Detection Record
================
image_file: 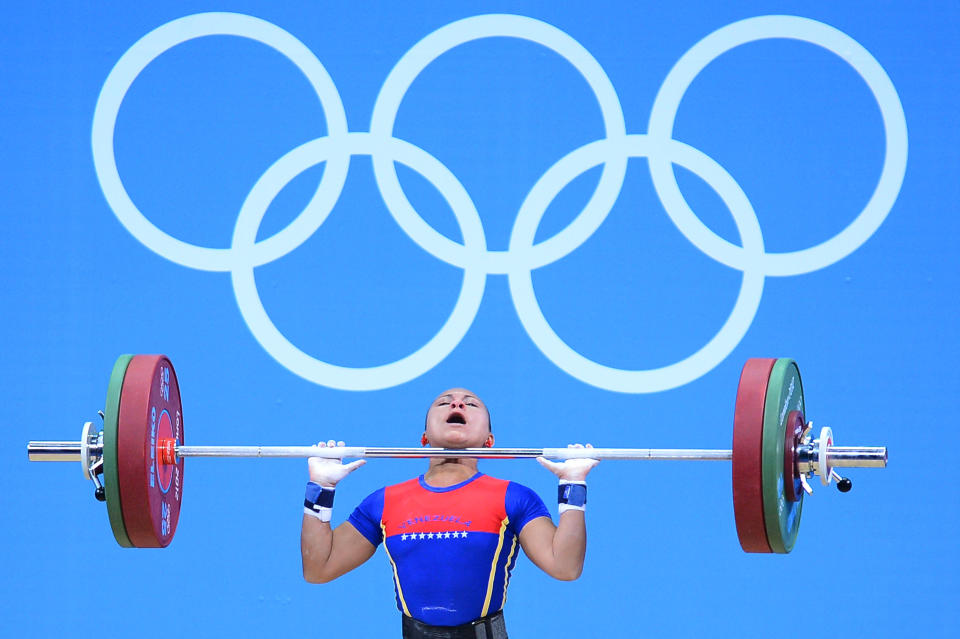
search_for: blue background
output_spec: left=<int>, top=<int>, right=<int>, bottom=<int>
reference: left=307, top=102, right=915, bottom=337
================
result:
left=2, top=1, right=956, bottom=636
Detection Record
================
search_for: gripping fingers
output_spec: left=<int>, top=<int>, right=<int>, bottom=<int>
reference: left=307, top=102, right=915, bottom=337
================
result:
left=538, top=443, right=599, bottom=480
left=308, top=440, right=364, bottom=486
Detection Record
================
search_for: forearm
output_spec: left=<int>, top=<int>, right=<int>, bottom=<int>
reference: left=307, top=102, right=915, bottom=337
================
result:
left=531, top=445, right=598, bottom=581
left=550, top=510, right=587, bottom=580
left=300, top=516, right=336, bottom=583
left=301, top=441, right=372, bottom=583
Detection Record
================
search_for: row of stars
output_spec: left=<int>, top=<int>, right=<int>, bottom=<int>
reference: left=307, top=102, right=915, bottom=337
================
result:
left=399, top=531, right=469, bottom=541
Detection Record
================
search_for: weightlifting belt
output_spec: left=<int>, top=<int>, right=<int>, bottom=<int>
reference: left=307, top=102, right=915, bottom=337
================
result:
left=401, top=610, right=508, bottom=639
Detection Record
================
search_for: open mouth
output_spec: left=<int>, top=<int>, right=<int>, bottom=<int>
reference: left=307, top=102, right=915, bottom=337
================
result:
left=446, top=412, right=466, bottom=425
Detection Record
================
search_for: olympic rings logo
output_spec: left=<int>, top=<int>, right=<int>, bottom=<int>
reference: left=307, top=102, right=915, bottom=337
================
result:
left=91, top=13, right=907, bottom=392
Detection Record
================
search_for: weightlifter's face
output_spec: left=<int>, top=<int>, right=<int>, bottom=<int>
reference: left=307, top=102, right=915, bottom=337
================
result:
left=423, top=388, right=493, bottom=449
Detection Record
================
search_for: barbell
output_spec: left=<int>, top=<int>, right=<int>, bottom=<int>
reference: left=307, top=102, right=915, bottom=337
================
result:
left=27, top=354, right=887, bottom=553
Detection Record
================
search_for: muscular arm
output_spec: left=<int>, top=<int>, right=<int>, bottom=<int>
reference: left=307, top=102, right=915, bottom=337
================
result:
left=301, top=440, right=372, bottom=583
left=301, top=518, right=377, bottom=583
left=518, top=512, right=587, bottom=581
left=524, top=442, right=599, bottom=581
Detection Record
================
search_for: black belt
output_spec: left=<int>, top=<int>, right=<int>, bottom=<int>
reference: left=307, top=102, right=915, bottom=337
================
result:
left=401, top=610, right=508, bottom=639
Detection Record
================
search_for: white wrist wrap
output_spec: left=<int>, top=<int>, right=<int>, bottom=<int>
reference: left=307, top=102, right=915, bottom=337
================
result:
left=303, top=506, right=333, bottom=522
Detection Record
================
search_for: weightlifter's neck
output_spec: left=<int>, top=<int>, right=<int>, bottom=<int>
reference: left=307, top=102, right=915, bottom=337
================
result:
left=423, top=458, right=479, bottom=487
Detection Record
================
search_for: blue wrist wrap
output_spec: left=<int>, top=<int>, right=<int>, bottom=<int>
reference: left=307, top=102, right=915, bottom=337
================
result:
left=558, top=481, right=587, bottom=510
left=304, top=482, right=335, bottom=520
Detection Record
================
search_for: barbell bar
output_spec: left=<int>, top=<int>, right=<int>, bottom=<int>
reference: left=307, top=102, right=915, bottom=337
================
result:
left=26, top=354, right=888, bottom=553
left=27, top=441, right=886, bottom=465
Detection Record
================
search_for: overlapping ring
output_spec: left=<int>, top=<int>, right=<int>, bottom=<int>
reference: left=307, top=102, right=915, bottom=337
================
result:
left=91, top=12, right=907, bottom=392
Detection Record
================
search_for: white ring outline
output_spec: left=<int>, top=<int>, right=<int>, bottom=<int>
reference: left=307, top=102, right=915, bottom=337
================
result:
left=230, top=133, right=486, bottom=391
left=508, top=135, right=765, bottom=393
left=369, top=13, right=628, bottom=275
left=90, top=12, right=909, bottom=392
left=91, top=12, right=351, bottom=272
left=647, top=15, right=908, bottom=276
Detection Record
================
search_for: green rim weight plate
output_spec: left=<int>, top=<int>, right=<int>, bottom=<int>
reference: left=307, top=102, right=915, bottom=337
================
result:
left=103, top=354, right=134, bottom=548
left=761, top=359, right=805, bottom=553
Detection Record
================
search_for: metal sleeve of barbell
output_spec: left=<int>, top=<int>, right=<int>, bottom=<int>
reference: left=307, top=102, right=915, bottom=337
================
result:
left=824, top=447, right=888, bottom=468
left=27, top=442, right=82, bottom=462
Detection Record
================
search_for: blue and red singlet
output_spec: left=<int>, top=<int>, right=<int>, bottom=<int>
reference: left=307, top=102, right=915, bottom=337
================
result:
left=348, top=472, right=549, bottom=626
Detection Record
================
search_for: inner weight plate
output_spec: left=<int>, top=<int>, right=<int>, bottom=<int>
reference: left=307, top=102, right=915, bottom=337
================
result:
left=761, top=359, right=805, bottom=553
left=103, top=354, right=134, bottom=548
left=783, top=410, right=805, bottom=503
left=117, top=355, right=184, bottom=548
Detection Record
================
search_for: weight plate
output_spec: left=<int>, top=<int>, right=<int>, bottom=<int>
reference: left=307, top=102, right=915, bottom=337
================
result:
left=103, top=354, right=134, bottom=548
left=732, top=358, right=776, bottom=553
left=761, top=359, right=805, bottom=553
left=117, top=355, right=184, bottom=547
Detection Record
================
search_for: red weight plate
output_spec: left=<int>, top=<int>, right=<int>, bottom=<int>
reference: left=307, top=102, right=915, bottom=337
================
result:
left=783, top=410, right=805, bottom=503
left=732, top=358, right=775, bottom=553
left=117, top=355, right=185, bottom=548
